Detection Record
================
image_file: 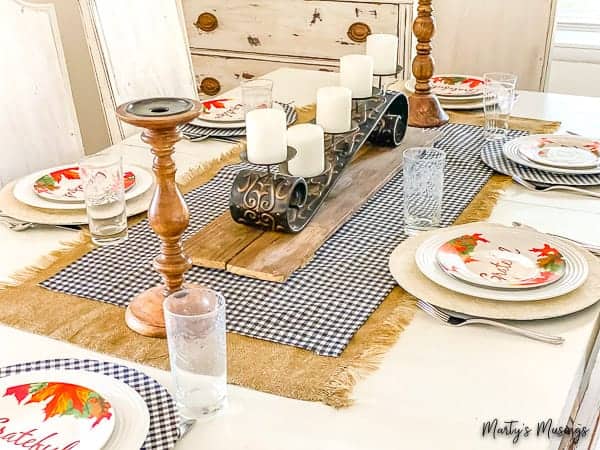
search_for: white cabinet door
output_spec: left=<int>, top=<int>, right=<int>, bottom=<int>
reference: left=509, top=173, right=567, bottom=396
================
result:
left=431, top=0, right=557, bottom=91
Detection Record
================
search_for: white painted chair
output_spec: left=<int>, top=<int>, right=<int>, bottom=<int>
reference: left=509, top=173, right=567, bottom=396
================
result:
left=79, top=0, right=198, bottom=142
left=0, top=0, right=84, bottom=187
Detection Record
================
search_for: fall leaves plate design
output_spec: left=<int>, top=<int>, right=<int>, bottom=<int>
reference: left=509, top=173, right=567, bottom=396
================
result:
left=4, top=382, right=113, bottom=427
left=199, top=98, right=245, bottom=123
left=436, top=230, right=566, bottom=289
left=33, top=167, right=136, bottom=203
left=0, top=379, right=116, bottom=450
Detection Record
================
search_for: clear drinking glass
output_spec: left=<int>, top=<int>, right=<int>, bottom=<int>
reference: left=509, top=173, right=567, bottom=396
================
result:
left=241, top=78, right=273, bottom=116
left=79, top=153, right=127, bottom=246
left=403, top=147, right=445, bottom=236
left=164, top=288, right=227, bottom=419
left=483, top=72, right=518, bottom=141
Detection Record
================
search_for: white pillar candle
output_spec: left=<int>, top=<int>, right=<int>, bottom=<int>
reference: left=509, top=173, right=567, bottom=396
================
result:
left=339, top=54, right=374, bottom=99
left=287, top=124, right=325, bottom=178
left=316, top=86, right=352, bottom=134
left=366, top=34, right=398, bottom=75
left=245, top=108, right=287, bottom=164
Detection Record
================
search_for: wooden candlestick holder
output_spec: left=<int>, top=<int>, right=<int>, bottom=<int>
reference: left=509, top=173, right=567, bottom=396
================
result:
left=116, top=97, right=201, bottom=338
left=408, top=0, right=449, bottom=128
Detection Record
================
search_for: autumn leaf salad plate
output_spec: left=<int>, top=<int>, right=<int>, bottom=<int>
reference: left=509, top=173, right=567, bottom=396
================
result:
left=33, top=166, right=136, bottom=203
left=198, top=98, right=245, bottom=123
left=436, top=229, right=566, bottom=289
left=414, top=224, right=589, bottom=302
left=11, top=164, right=154, bottom=211
left=0, top=370, right=149, bottom=449
left=504, top=134, right=600, bottom=172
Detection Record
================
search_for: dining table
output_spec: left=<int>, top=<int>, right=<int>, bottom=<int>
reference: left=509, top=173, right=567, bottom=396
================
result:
left=1, top=67, right=600, bottom=450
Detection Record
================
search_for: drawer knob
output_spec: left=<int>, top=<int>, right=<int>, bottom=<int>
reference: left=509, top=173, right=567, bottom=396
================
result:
left=347, top=22, right=371, bottom=43
left=199, top=77, right=221, bottom=96
left=195, top=12, right=218, bottom=32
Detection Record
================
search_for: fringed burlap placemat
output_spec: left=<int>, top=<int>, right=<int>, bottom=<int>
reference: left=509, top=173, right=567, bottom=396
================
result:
left=0, top=107, right=559, bottom=407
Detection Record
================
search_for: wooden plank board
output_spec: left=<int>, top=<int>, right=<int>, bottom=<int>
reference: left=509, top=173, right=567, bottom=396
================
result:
left=183, top=145, right=405, bottom=282
left=183, top=213, right=264, bottom=270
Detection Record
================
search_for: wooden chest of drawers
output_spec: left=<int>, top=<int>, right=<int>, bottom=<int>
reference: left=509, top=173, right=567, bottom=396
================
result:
left=181, top=0, right=414, bottom=96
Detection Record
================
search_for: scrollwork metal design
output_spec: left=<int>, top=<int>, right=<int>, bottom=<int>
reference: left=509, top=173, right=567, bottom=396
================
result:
left=229, top=91, right=409, bottom=233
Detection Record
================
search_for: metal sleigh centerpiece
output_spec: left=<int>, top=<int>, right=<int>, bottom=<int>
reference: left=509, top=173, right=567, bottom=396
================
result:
left=229, top=81, right=409, bottom=233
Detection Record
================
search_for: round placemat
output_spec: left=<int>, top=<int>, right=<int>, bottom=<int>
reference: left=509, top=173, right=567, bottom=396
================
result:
left=389, top=222, right=600, bottom=320
left=481, top=144, right=600, bottom=186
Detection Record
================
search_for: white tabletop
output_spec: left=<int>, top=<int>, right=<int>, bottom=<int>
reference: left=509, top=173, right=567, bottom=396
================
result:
left=1, top=68, right=599, bottom=450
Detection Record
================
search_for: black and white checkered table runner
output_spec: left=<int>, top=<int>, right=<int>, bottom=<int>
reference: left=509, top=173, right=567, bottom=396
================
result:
left=41, top=123, right=526, bottom=357
left=481, top=142, right=600, bottom=186
left=0, top=359, right=179, bottom=450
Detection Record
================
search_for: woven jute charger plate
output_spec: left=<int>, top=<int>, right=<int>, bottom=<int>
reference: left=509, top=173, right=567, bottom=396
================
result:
left=389, top=222, right=600, bottom=320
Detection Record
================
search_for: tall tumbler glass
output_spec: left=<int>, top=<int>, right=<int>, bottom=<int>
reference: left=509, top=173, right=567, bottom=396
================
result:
left=483, top=72, right=518, bottom=141
left=79, top=153, right=127, bottom=246
left=164, top=288, right=227, bottom=419
left=241, top=78, right=273, bottom=116
left=403, top=147, right=445, bottom=236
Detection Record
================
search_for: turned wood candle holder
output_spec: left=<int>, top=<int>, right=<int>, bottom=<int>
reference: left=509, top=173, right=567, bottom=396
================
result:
left=408, top=0, right=449, bottom=128
left=116, top=97, right=201, bottom=338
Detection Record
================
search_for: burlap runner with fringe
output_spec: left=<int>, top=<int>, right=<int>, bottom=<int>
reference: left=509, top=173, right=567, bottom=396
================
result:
left=0, top=107, right=560, bottom=407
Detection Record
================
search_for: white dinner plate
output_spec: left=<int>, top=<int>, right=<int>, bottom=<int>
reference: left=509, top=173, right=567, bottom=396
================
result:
left=13, top=165, right=153, bottom=211
left=439, top=100, right=484, bottom=110
left=517, top=135, right=600, bottom=169
left=436, top=228, right=566, bottom=289
left=0, top=370, right=149, bottom=450
left=415, top=226, right=588, bottom=301
left=198, top=98, right=245, bottom=123
left=405, top=74, right=485, bottom=99
left=191, top=102, right=285, bottom=129
left=503, top=135, right=600, bottom=175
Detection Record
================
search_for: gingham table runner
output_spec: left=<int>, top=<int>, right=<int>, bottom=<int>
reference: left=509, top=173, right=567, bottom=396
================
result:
left=0, top=359, right=179, bottom=450
left=480, top=142, right=600, bottom=186
left=41, top=123, right=527, bottom=357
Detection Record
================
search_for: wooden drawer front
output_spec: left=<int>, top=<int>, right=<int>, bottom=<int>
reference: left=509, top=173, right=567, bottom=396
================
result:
left=192, top=54, right=337, bottom=96
left=183, top=0, right=399, bottom=60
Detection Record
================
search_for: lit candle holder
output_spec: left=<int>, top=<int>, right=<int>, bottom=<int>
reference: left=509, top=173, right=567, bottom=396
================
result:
left=340, top=54, right=374, bottom=99
left=316, top=86, right=352, bottom=133
left=366, top=34, right=398, bottom=75
left=246, top=108, right=287, bottom=164
left=287, top=124, right=325, bottom=178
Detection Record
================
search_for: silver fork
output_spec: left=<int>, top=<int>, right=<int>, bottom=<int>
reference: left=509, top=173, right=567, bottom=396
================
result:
left=512, top=175, right=600, bottom=199
left=0, top=215, right=79, bottom=232
left=416, top=299, right=564, bottom=345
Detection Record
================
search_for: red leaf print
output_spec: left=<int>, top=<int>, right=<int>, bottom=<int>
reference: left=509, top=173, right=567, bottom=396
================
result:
left=4, top=384, right=30, bottom=403
left=464, top=78, right=483, bottom=88
left=202, top=98, right=231, bottom=110
left=51, top=168, right=80, bottom=182
left=530, top=243, right=559, bottom=257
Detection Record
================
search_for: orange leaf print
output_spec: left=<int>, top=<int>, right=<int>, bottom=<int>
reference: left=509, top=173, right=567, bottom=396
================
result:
left=27, top=383, right=89, bottom=421
left=4, top=382, right=113, bottom=428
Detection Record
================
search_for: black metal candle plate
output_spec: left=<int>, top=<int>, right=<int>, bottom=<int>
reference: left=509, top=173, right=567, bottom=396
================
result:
left=229, top=90, right=408, bottom=233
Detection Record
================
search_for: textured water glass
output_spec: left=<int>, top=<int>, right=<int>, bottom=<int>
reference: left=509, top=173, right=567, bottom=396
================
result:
left=403, top=147, right=445, bottom=236
left=241, top=78, right=273, bottom=116
left=79, top=153, right=127, bottom=246
left=164, top=288, right=227, bottom=419
left=483, top=72, right=518, bottom=141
